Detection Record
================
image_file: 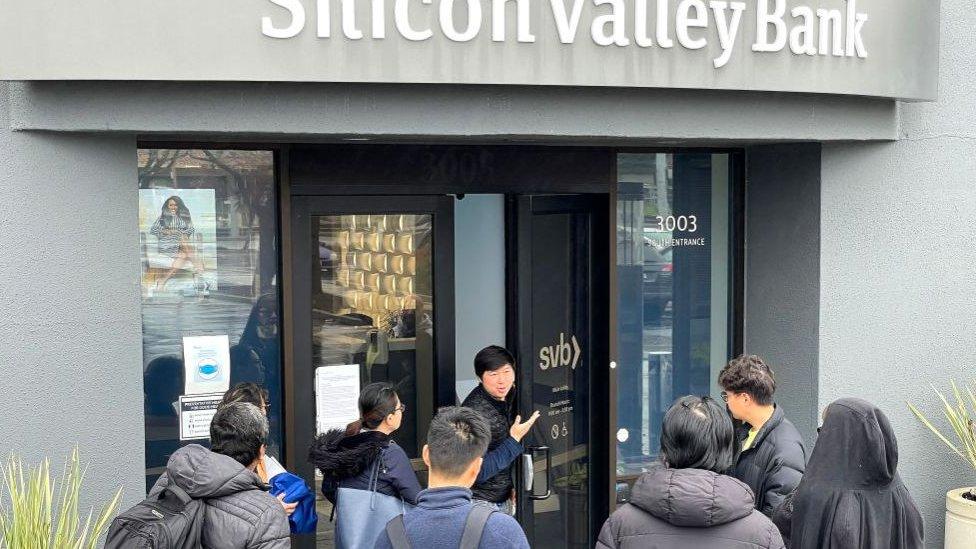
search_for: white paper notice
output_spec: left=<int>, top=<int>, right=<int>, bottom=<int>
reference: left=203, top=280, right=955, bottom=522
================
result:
left=183, top=335, right=232, bottom=395
left=179, top=393, right=223, bottom=440
left=315, top=364, right=361, bottom=434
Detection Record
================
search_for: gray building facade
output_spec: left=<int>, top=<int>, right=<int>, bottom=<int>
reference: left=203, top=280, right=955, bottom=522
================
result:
left=0, top=0, right=970, bottom=547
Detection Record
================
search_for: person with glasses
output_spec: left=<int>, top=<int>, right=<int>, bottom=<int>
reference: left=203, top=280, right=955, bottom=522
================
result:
left=719, top=355, right=807, bottom=521
left=597, top=395, right=784, bottom=549
left=310, top=382, right=422, bottom=548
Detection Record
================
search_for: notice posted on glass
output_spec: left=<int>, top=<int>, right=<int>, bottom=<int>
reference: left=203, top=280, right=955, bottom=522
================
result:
left=179, top=393, right=224, bottom=441
left=183, top=335, right=231, bottom=395
left=315, top=364, right=361, bottom=434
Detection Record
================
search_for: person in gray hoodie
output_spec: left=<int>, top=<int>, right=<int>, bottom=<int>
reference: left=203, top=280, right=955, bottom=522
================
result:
left=150, top=402, right=290, bottom=549
left=597, top=395, right=785, bottom=549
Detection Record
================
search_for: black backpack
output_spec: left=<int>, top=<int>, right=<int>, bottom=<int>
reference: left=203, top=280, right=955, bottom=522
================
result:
left=104, top=482, right=204, bottom=549
left=385, top=505, right=496, bottom=549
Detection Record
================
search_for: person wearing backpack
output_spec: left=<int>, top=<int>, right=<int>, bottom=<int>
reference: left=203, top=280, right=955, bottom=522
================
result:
left=107, top=402, right=289, bottom=548
left=222, top=382, right=317, bottom=535
left=374, top=406, right=530, bottom=549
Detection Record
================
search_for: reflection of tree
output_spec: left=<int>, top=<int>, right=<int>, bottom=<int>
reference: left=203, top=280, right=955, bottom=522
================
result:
left=139, top=149, right=278, bottom=294
left=654, top=154, right=671, bottom=217
left=187, top=150, right=257, bottom=233
left=138, top=150, right=183, bottom=187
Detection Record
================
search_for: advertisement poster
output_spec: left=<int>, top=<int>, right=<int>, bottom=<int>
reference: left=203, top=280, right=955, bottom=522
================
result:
left=315, top=364, right=361, bottom=434
left=183, top=335, right=232, bottom=395
left=179, top=393, right=224, bottom=441
left=139, top=188, right=218, bottom=296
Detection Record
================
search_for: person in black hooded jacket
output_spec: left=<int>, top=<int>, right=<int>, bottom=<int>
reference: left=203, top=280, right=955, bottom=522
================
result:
left=778, top=398, right=924, bottom=549
left=597, top=395, right=784, bottom=549
left=309, top=382, right=422, bottom=507
left=720, top=355, right=807, bottom=517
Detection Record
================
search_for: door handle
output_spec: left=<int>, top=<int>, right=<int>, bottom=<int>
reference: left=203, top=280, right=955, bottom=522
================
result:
left=521, top=454, right=534, bottom=494
left=525, top=446, right=552, bottom=500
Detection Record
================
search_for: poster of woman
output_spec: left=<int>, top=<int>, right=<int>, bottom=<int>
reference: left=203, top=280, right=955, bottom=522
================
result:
left=139, top=189, right=218, bottom=296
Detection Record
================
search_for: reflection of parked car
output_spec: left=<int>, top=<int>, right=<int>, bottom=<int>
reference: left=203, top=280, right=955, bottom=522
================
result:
left=643, top=237, right=672, bottom=325
left=319, top=242, right=337, bottom=272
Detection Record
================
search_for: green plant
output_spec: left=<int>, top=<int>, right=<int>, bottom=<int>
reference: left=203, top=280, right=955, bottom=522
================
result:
left=908, top=380, right=976, bottom=471
left=0, top=448, right=122, bottom=549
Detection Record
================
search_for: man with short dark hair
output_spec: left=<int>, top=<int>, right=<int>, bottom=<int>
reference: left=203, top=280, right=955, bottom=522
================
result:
left=374, top=406, right=530, bottom=549
left=462, top=345, right=539, bottom=513
left=719, top=354, right=807, bottom=517
left=150, top=402, right=290, bottom=548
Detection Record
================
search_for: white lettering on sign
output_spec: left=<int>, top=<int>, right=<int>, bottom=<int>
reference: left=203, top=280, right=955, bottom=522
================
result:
left=261, top=0, right=869, bottom=63
left=539, top=332, right=582, bottom=371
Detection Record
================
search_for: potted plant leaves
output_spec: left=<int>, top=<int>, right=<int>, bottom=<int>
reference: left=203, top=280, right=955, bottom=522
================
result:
left=908, top=380, right=976, bottom=548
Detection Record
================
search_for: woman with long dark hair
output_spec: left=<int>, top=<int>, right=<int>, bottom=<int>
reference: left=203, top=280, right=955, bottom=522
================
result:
left=597, top=395, right=784, bottom=549
left=150, top=195, right=204, bottom=290
left=309, top=382, right=422, bottom=549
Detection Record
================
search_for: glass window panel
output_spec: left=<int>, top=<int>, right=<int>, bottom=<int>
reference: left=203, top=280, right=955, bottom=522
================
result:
left=615, top=153, right=731, bottom=498
left=139, top=149, right=280, bottom=492
left=311, top=213, right=434, bottom=547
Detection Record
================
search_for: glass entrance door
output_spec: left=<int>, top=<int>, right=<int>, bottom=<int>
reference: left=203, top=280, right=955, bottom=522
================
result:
left=513, top=195, right=610, bottom=549
left=289, top=196, right=455, bottom=549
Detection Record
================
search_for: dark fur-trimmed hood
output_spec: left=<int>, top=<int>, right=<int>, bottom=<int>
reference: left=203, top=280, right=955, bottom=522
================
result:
left=308, top=429, right=390, bottom=481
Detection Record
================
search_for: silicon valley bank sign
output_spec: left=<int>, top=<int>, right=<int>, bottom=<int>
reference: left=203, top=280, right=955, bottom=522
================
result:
left=0, top=0, right=939, bottom=100
left=263, top=0, right=869, bottom=69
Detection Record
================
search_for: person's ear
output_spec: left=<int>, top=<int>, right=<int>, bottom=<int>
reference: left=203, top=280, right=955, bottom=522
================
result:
left=422, top=445, right=431, bottom=468
left=259, top=444, right=267, bottom=459
left=465, top=457, right=484, bottom=482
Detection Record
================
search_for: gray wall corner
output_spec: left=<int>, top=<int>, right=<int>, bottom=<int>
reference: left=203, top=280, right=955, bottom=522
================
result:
left=0, top=124, right=145, bottom=509
left=743, top=143, right=822, bottom=447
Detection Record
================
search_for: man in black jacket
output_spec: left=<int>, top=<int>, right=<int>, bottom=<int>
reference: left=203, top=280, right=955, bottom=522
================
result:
left=461, top=345, right=539, bottom=513
left=719, top=354, right=807, bottom=517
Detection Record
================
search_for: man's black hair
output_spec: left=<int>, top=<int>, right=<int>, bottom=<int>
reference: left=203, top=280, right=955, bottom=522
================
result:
left=426, top=406, right=491, bottom=478
left=474, top=345, right=516, bottom=378
left=718, top=354, right=777, bottom=406
left=210, top=402, right=268, bottom=467
left=661, top=395, right=735, bottom=473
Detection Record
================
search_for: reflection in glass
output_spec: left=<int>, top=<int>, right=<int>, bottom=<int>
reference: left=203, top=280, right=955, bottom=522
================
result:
left=527, top=212, right=591, bottom=549
left=139, top=149, right=280, bottom=492
left=615, top=153, right=730, bottom=497
left=311, top=214, right=434, bottom=547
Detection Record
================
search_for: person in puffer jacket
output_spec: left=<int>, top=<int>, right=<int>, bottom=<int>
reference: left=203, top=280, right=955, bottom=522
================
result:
left=149, top=402, right=290, bottom=549
left=309, top=382, right=422, bottom=506
left=597, top=395, right=785, bottom=549
left=720, top=355, right=807, bottom=518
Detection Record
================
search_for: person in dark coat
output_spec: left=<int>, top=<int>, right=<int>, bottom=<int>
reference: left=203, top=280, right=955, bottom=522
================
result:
left=597, top=395, right=785, bottom=549
left=309, top=382, right=423, bottom=506
left=373, top=406, right=530, bottom=549
left=783, top=398, right=924, bottom=549
left=461, top=345, right=539, bottom=512
left=149, top=403, right=290, bottom=549
left=720, top=354, right=807, bottom=517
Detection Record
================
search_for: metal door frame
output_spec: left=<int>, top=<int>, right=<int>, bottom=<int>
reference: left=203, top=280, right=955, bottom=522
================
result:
left=507, top=193, right=612, bottom=548
left=287, top=194, right=455, bottom=548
